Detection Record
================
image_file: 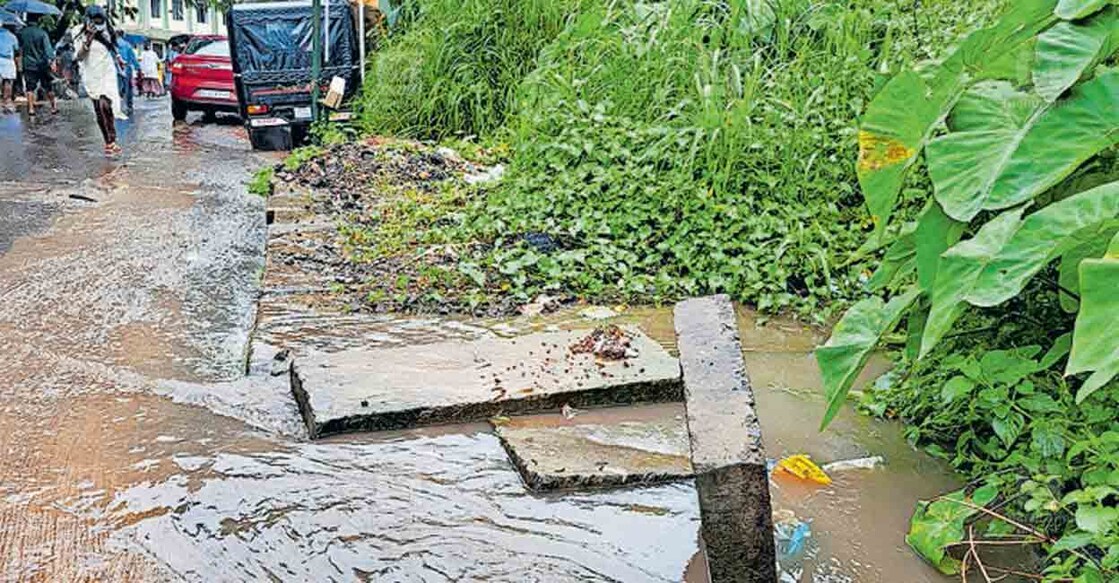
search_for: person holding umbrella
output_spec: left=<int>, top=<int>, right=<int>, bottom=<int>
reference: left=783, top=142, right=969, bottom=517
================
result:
left=0, top=17, right=18, bottom=113
left=16, top=13, right=56, bottom=116
left=73, top=5, right=125, bottom=156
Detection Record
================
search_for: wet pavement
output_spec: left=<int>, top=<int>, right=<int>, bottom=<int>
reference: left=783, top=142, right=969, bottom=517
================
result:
left=0, top=97, right=967, bottom=582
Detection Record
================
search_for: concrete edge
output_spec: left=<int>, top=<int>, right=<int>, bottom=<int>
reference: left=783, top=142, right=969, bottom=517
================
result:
left=495, top=429, right=694, bottom=493
left=291, top=368, right=684, bottom=439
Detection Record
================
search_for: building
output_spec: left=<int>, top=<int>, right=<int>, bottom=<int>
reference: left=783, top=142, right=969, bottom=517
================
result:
left=103, top=0, right=227, bottom=52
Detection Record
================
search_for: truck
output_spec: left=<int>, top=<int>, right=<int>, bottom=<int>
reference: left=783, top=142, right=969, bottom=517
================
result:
left=226, top=0, right=361, bottom=150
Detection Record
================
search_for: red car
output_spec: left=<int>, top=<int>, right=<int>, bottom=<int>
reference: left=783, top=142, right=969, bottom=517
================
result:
left=169, top=35, right=238, bottom=121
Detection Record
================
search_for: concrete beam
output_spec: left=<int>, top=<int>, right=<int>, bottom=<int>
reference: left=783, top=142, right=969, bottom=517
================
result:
left=674, top=295, right=776, bottom=582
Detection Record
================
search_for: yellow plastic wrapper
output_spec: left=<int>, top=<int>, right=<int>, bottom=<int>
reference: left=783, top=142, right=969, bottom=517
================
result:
left=775, top=454, right=832, bottom=485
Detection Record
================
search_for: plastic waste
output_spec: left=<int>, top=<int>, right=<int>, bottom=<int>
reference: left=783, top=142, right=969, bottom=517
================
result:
left=821, top=455, right=884, bottom=473
left=773, top=508, right=813, bottom=581
left=774, top=454, right=832, bottom=485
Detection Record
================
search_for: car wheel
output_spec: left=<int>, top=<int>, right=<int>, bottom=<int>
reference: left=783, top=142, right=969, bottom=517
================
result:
left=171, top=98, right=188, bottom=121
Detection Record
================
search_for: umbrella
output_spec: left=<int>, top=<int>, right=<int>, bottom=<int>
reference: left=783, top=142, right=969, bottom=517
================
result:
left=3, top=0, right=61, bottom=16
left=0, top=7, right=24, bottom=25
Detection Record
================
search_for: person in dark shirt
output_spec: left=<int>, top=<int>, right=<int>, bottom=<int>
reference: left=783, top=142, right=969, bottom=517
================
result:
left=17, top=14, right=57, bottom=116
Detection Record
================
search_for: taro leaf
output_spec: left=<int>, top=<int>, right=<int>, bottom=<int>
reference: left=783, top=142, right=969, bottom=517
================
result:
left=868, top=225, right=917, bottom=291
left=928, top=70, right=1119, bottom=222
left=856, top=0, right=1057, bottom=230
left=857, top=70, right=953, bottom=232
left=914, top=201, right=966, bottom=294
left=817, top=287, right=920, bottom=430
left=922, top=210, right=1024, bottom=357
left=1055, top=0, right=1111, bottom=19
left=1034, top=9, right=1118, bottom=102
left=906, top=487, right=997, bottom=574
left=927, top=83, right=1045, bottom=222
left=968, top=180, right=1119, bottom=307
left=1059, top=235, right=1113, bottom=312
left=1068, top=232, right=1119, bottom=402
left=981, top=70, right=1119, bottom=214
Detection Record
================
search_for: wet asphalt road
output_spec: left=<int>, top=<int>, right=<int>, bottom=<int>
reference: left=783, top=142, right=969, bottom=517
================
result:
left=0, top=98, right=702, bottom=582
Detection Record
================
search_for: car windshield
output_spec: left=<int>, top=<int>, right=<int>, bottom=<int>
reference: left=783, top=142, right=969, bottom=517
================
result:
left=186, top=38, right=229, bottom=57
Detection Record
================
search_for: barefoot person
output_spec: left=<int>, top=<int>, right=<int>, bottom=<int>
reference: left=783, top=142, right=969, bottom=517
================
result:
left=0, top=23, right=17, bottom=113
left=17, top=14, right=57, bottom=116
left=73, top=6, right=126, bottom=156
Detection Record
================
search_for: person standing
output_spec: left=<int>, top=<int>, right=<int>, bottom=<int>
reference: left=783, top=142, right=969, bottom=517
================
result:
left=0, top=23, right=18, bottom=113
left=139, top=42, right=159, bottom=97
left=74, top=6, right=125, bottom=156
left=114, top=31, right=138, bottom=115
left=163, top=42, right=178, bottom=92
left=17, top=14, right=57, bottom=117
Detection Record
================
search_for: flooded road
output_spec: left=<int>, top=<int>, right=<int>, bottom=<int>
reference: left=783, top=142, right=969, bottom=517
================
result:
left=1, top=98, right=964, bottom=582
left=0, top=100, right=699, bottom=581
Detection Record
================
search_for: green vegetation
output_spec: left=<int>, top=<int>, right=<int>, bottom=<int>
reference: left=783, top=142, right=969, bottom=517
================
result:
left=356, top=0, right=1001, bottom=321
left=248, top=166, right=274, bottom=197
left=817, top=0, right=1118, bottom=577
left=358, top=0, right=583, bottom=139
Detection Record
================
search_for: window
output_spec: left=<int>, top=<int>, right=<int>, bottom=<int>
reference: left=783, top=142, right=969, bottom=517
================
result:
left=171, top=0, right=183, bottom=21
left=149, top=0, right=161, bottom=20
left=195, top=4, right=207, bottom=24
left=186, top=39, right=228, bottom=57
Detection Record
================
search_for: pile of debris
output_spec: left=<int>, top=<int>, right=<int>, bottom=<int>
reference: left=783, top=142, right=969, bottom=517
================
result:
left=264, top=138, right=532, bottom=316
left=570, top=325, right=637, bottom=360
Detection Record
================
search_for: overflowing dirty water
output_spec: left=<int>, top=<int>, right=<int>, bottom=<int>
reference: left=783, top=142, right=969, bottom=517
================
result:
left=1, top=97, right=967, bottom=582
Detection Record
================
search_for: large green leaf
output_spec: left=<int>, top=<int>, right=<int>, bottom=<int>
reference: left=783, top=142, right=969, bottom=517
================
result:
left=914, top=202, right=966, bottom=294
left=868, top=227, right=916, bottom=291
left=1055, top=0, right=1111, bottom=19
left=968, top=180, right=1119, bottom=306
left=928, top=70, right=1119, bottom=222
left=855, top=0, right=1057, bottom=231
left=817, top=287, right=920, bottom=429
left=1034, top=9, right=1118, bottom=102
left=1068, top=232, right=1119, bottom=401
left=921, top=210, right=1024, bottom=357
left=1059, top=235, right=1113, bottom=312
left=857, top=70, right=958, bottom=232
left=927, top=83, right=1046, bottom=222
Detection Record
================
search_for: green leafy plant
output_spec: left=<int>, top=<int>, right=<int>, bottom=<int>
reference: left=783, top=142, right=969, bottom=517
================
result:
left=818, top=0, right=1118, bottom=577
left=248, top=167, right=274, bottom=198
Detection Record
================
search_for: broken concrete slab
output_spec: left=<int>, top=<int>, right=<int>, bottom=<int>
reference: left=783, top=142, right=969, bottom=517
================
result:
left=291, top=328, right=682, bottom=438
left=493, top=403, right=693, bottom=491
left=674, top=295, right=776, bottom=583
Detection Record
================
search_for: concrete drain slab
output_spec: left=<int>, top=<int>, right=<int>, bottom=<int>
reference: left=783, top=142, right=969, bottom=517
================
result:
left=494, top=403, right=693, bottom=491
left=291, top=328, right=682, bottom=438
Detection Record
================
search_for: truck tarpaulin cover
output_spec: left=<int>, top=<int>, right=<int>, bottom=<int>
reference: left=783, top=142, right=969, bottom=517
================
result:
left=230, top=0, right=356, bottom=85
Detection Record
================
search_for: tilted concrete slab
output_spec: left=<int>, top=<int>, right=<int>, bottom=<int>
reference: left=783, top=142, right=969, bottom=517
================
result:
left=494, top=403, right=693, bottom=491
left=291, top=328, right=682, bottom=438
left=674, top=295, right=776, bottom=583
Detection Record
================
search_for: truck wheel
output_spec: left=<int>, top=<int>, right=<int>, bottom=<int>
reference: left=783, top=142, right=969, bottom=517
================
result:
left=171, top=98, right=188, bottom=121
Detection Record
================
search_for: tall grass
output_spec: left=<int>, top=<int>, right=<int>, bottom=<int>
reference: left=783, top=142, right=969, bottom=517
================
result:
left=351, top=0, right=1001, bottom=319
left=357, top=0, right=582, bottom=140
left=459, top=0, right=1002, bottom=318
